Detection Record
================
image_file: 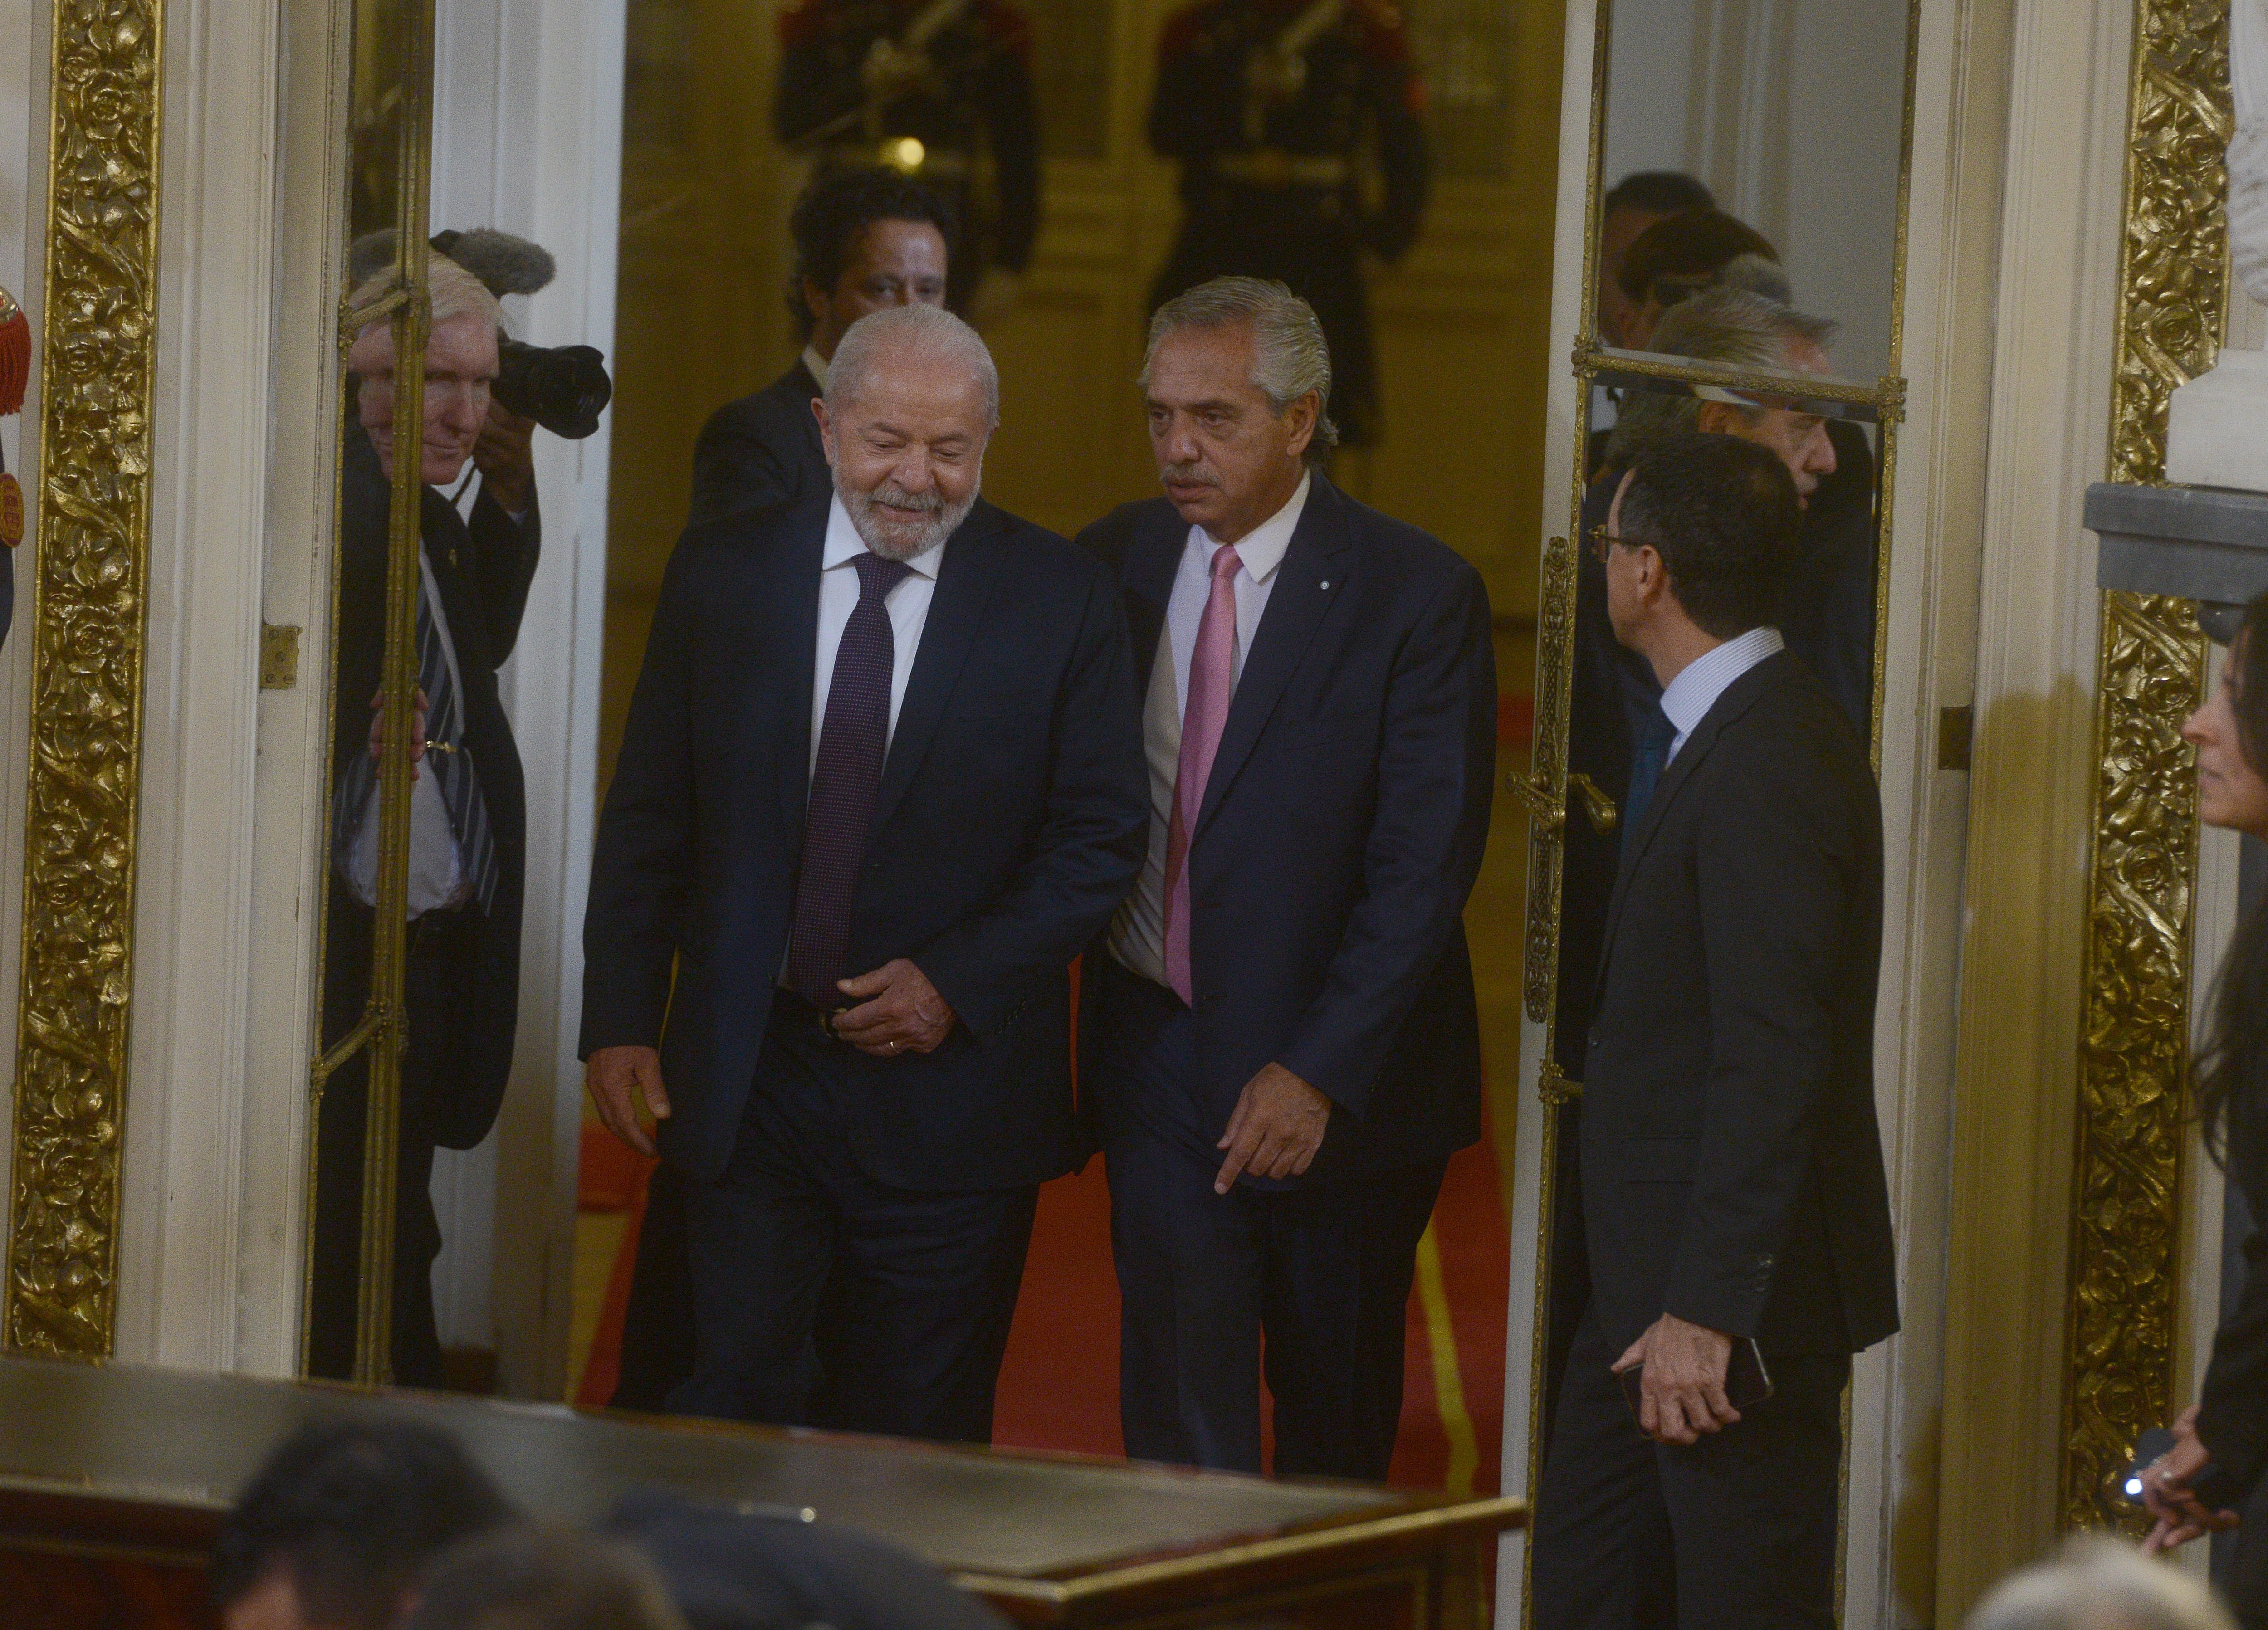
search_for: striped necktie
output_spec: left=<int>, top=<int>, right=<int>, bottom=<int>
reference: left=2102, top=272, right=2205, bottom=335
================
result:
left=331, top=558, right=498, bottom=915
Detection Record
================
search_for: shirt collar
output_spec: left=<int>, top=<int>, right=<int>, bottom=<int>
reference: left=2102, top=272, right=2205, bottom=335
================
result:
left=1191, top=470, right=1311, bottom=583
left=803, top=345, right=831, bottom=391
left=824, top=492, right=948, bottom=580
left=1659, top=625, right=1784, bottom=754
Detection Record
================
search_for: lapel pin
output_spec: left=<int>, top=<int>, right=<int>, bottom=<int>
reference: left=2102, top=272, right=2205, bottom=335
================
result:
left=1320, top=580, right=1331, bottom=591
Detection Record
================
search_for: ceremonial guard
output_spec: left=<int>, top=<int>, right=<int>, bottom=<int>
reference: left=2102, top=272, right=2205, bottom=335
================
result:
left=1147, top=0, right=1430, bottom=448
left=774, top=0, right=1040, bottom=316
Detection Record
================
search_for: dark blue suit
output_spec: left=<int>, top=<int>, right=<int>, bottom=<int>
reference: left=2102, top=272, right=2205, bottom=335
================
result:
left=1075, top=475, right=1496, bottom=1476
left=583, top=493, right=1147, bottom=1439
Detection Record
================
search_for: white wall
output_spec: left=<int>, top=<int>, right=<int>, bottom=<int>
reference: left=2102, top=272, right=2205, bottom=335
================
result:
left=1600, top=0, right=1907, bottom=379
left=423, top=0, right=625, bottom=1396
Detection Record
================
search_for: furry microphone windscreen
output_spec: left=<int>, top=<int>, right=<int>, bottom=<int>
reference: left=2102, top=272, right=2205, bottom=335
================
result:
left=432, top=229, right=556, bottom=298
left=344, top=229, right=557, bottom=300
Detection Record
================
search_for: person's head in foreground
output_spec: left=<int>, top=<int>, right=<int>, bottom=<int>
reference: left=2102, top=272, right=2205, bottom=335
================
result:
left=818, top=303, right=998, bottom=563
left=211, top=1420, right=515, bottom=1630
left=1596, top=170, right=1716, bottom=347
left=402, top=1523, right=688, bottom=1630
left=1965, top=1538, right=2236, bottom=1630
left=1140, top=275, right=1332, bottom=546
left=606, top=1489, right=1012, bottom=1630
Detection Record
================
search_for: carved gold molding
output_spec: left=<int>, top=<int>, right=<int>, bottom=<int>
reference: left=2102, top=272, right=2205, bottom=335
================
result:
left=4, top=0, right=167, bottom=1358
left=2061, top=0, right=2229, bottom=1534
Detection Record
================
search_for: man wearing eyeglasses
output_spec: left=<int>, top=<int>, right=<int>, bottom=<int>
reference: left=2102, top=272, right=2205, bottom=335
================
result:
left=1530, top=432, right=1895, bottom=1630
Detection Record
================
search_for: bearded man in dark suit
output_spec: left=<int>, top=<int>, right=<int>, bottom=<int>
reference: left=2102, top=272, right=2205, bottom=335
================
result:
left=1530, top=432, right=1897, bottom=1630
left=586, top=304, right=1146, bottom=1441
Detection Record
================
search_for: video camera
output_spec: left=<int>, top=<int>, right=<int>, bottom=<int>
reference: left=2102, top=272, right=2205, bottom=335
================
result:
left=347, top=227, right=615, bottom=440
left=430, top=230, right=613, bottom=441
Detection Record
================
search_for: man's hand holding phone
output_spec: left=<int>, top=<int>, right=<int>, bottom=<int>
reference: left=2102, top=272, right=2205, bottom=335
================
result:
left=1613, top=1313, right=1772, bottom=1446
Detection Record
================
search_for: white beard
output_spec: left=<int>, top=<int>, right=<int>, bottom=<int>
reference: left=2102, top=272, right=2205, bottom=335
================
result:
left=841, top=473, right=979, bottom=561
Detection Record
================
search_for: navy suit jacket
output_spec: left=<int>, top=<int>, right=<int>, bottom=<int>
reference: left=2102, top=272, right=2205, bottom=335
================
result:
left=1581, top=650, right=1897, bottom=1358
left=1076, top=476, right=1496, bottom=1180
left=687, top=359, right=831, bottom=529
left=582, top=494, right=1149, bottom=1191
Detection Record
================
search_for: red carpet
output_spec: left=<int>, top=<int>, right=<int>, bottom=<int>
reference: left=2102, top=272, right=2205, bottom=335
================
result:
left=577, top=1098, right=1510, bottom=1494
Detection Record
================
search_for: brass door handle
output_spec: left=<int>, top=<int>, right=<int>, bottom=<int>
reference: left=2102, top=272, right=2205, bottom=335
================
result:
left=1567, top=773, right=1618, bottom=835
left=1506, top=771, right=1563, bottom=833
left=1507, top=771, right=1619, bottom=836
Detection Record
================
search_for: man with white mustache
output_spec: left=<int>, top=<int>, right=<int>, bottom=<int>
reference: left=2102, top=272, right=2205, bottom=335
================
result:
left=582, top=303, right=1148, bottom=1441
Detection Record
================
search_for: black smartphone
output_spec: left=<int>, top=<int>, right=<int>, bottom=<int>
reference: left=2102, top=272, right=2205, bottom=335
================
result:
left=1619, top=1337, right=1774, bottom=1423
left=2111, top=1426, right=2180, bottom=1513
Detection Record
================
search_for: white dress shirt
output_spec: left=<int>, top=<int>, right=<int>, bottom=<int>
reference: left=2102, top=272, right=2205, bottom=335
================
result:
left=345, top=549, right=472, bottom=917
left=808, top=492, right=946, bottom=776
left=1659, top=624, right=1784, bottom=763
left=1110, top=472, right=1311, bottom=985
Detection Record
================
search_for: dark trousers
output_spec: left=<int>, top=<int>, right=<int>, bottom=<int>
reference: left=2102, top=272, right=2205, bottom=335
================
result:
left=1092, top=960, right=1445, bottom=1479
left=308, top=898, right=478, bottom=1388
left=667, top=991, right=1039, bottom=1444
left=1531, top=1304, right=1848, bottom=1630
left=611, top=1161, right=696, bottom=1410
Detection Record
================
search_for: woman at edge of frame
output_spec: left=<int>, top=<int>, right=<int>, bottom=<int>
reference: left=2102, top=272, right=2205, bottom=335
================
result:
left=2143, top=589, right=2268, bottom=1626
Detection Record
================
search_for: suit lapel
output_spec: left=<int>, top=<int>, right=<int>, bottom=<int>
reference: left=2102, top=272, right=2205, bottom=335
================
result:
left=870, top=501, right=1009, bottom=831
left=1122, top=503, right=1182, bottom=694
left=1195, top=475, right=1354, bottom=836
left=1594, top=651, right=1791, bottom=973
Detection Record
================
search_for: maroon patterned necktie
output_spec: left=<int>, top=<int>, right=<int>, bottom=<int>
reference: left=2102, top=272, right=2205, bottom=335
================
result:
left=785, top=550, right=915, bottom=1007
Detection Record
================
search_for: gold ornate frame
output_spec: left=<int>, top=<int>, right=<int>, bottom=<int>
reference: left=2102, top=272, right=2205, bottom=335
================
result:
left=1, top=0, right=438, bottom=1376
left=3, top=0, right=168, bottom=1358
left=2059, top=0, right=2231, bottom=1536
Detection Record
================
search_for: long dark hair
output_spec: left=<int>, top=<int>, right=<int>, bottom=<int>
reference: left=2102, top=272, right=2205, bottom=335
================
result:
left=2194, top=593, right=2268, bottom=1168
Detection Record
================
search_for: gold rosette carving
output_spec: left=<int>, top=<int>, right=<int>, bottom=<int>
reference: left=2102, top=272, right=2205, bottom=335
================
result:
left=2063, top=0, right=2230, bottom=1534
left=6, top=0, right=166, bottom=1358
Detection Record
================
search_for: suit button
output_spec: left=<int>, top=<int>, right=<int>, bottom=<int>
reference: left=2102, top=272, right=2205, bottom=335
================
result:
left=1588, top=1035, right=1601, bottom=1049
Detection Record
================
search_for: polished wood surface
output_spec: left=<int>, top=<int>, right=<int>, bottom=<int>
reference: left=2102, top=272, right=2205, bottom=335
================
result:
left=0, top=1356, right=1521, bottom=1626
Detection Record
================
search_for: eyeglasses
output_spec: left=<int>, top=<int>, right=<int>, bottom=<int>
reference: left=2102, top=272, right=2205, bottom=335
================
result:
left=1587, top=523, right=1646, bottom=563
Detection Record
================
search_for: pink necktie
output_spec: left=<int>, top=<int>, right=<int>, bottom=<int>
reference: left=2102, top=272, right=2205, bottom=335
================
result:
left=1163, top=543, right=1241, bottom=1005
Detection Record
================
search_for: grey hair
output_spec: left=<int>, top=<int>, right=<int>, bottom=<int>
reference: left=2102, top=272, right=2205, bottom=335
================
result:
left=825, top=303, right=1000, bottom=425
left=1712, top=252, right=1793, bottom=305
left=347, top=256, right=507, bottom=341
left=1605, top=288, right=1839, bottom=469
left=1964, top=1539, right=2234, bottom=1630
left=1142, top=276, right=1339, bottom=463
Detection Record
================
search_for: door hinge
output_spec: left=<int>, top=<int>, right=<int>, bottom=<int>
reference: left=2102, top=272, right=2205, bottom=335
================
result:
left=260, top=622, right=301, bottom=691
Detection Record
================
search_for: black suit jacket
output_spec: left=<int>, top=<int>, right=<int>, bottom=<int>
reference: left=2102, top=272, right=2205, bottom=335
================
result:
left=1581, top=649, right=1897, bottom=1358
left=331, top=429, right=537, bottom=1150
left=582, top=495, right=1149, bottom=1191
left=687, top=360, right=830, bottom=529
left=1076, top=477, right=1496, bottom=1179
